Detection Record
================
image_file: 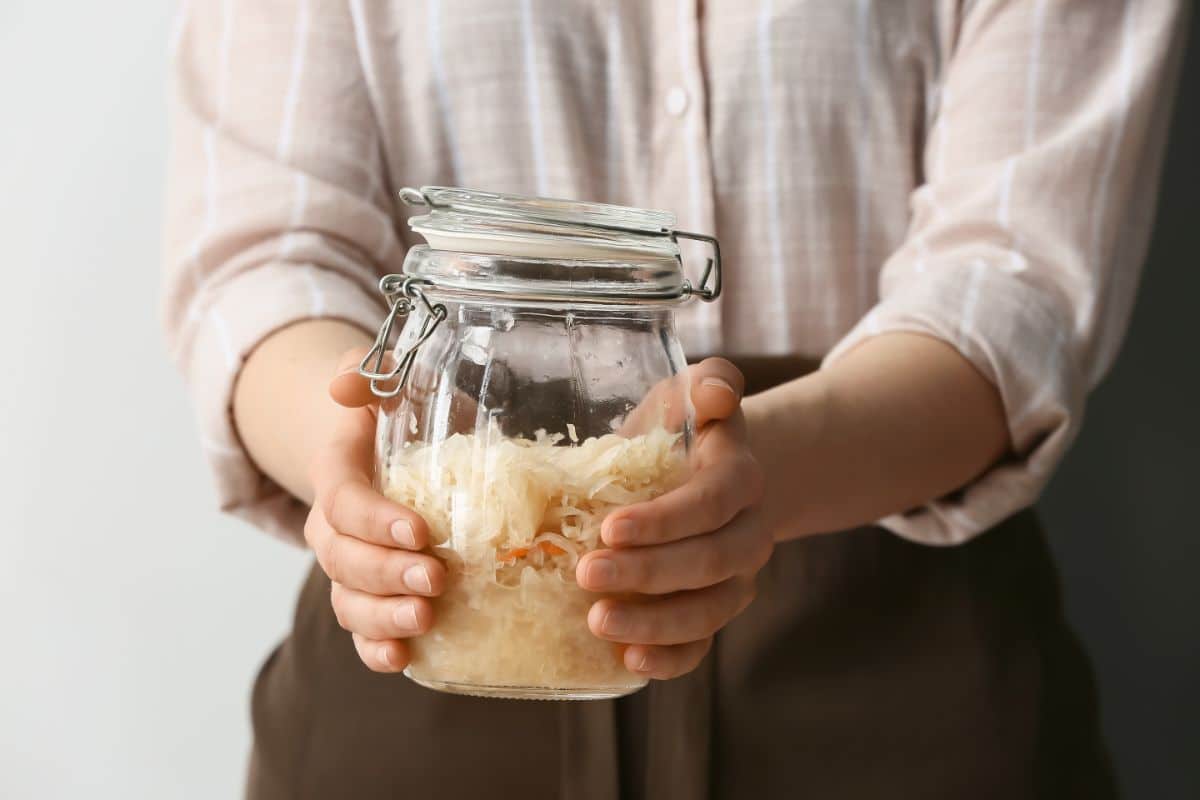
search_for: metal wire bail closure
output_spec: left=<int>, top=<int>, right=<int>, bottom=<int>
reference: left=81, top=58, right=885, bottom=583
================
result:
left=358, top=275, right=448, bottom=398
left=362, top=187, right=723, bottom=398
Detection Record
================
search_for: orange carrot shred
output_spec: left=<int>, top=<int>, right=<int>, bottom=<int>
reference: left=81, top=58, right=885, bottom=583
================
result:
left=497, top=541, right=566, bottom=563
left=496, top=547, right=530, bottom=563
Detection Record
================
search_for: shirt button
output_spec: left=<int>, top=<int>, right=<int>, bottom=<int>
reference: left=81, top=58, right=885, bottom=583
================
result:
left=665, top=86, right=689, bottom=117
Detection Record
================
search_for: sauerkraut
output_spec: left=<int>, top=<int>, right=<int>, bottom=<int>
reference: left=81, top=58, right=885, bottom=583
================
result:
left=381, top=425, right=686, bottom=697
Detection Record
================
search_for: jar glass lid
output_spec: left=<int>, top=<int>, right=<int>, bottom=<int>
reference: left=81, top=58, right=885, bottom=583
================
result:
left=409, top=185, right=678, bottom=236
left=397, top=186, right=722, bottom=304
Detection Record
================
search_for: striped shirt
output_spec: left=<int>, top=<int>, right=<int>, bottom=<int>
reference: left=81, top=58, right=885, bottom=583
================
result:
left=162, top=0, right=1187, bottom=545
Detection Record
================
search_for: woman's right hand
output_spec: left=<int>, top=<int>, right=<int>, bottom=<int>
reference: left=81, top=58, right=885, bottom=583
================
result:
left=304, top=348, right=446, bottom=673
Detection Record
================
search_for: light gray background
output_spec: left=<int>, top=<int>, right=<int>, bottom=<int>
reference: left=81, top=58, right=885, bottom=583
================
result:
left=0, top=4, right=310, bottom=798
left=1, top=3, right=1194, bottom=799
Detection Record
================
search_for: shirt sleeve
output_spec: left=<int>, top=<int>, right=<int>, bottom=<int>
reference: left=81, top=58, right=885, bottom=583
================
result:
left=161, top=1, right=400, bottom=543
left=823, top=0, right=1189, bottom=545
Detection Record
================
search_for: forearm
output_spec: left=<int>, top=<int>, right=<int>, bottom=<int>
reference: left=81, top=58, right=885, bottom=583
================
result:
left=232, top=319, right=373, bottom=505
left=743, top=332, right=1011, bottom=541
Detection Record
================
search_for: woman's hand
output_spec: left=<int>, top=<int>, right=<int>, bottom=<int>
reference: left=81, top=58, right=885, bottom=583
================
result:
left=576, top=359, right=771, bottom=680
left=303, top=348, right=447, bottom=673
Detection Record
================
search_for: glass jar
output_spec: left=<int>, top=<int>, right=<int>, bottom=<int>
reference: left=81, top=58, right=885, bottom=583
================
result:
left=359, top=186, right=722, bottom=700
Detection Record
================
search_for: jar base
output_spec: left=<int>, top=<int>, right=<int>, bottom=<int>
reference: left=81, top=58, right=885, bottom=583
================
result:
left=405, top=671, right=647, bottom=701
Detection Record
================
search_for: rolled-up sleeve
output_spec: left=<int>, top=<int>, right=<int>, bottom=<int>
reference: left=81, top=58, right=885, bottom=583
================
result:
left=824, top=0, right=1188, bottom=545
left=162, top=1, right=399, bottom=542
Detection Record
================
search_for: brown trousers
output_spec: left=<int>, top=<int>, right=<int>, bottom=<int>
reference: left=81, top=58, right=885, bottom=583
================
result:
left=246, top=512, right=1114, bottom=800
left=247, top=359, right=1115, bottom=799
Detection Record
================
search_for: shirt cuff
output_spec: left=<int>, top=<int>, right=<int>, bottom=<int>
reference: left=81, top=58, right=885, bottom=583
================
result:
left=180, top=263, right=384, bottom=545
left=822, top=260, right=1086, bottom=546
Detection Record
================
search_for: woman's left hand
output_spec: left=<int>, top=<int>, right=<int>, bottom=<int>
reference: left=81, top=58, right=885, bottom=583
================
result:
left=576, top=358, right=772, bottom=680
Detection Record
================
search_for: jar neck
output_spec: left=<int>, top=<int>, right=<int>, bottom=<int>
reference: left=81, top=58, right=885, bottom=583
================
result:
left=434, top=296, right=681, bottom=326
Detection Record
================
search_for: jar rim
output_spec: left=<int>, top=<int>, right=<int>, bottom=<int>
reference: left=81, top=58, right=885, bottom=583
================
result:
left=402, top=246, right=690, bottom=305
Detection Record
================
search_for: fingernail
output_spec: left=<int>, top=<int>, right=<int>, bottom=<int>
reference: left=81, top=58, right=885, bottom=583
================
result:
left=608, top=519, right=637, bottom=545
left=378, top=646, right=393, bottom=667
left=391, top=520, right=417, bottom=548
left=403, top=564, right=433, bottom=594
left=584, top=558, right=618, bottom=589
left=635, top=652, right=651, bottom=672
left=700, top=377, right=738, bottom=397
left=395, top=601, right=421, bottom=633
left=602, top=608, right=631, bottom=637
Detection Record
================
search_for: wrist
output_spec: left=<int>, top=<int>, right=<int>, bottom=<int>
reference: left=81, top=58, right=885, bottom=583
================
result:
left=743, top=370, right=834, bottom=540
left=233, top=318, right=373, bottom=503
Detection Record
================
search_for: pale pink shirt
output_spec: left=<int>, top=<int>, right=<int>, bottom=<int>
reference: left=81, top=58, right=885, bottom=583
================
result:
left=162, top=0, right=1187, bottom=545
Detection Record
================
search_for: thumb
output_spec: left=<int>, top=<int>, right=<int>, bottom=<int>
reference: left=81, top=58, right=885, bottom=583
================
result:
left=689, top=358, right=744, bottom=427
left=330, top=346, right=378, bottom=408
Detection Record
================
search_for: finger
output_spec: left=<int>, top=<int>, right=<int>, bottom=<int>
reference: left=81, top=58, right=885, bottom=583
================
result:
left=618, top=370, right=692, bottom=436
left=315, top=530, right=445, bottom=595
left=618, top=359, right=746, bottom=437
left=351, top=632, right=411, bottom=674
left=303, top=501, right=336, bottom=560
left=309, top=402, right=375, bottom=492
left=587, top=577, right=755, bottom=645
left=330, top=582, right=434, bottom=640
left=601, top=445, right=763, bottom=547
left=688, top=358, right=744, bottom=428
left=312, top=412, right=429, bottom=551
left=326, top=477, right=430, bottom=550
left=578, top=511, right=771, bottom=594
left=330, top=347, right=377, bottom=408
left=623, top=638, right=713, bottom=681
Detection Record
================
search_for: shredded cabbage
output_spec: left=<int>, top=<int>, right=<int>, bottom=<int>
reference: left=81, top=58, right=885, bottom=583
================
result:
left=381, top=425, right=686, bottom=694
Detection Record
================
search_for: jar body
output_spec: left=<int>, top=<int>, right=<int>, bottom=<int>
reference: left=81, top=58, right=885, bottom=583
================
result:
left=375, top=295, right=693, bottom=700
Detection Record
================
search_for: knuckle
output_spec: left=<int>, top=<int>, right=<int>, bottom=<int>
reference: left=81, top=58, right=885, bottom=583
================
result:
left=351, top=633, right=369, bottom=662
left=377, top=599, right=400, bottom=635
left=628, top=551, right=656, bottom=590
left=362, top=649, right=388, bottom=672
left=366, top=498, right=392, bottom=541
left=326, top=482, right=354, bottom=532
left=633, top=608, right=660, bottom=644
left=330, top=584, right=351, bottom=631
left=698, top=544, right=726, bottom=586
left=302, top=507, right=321, bottom=548
left=694, top=482, right=725, bottom=527
left=637, top=511, right=665, bottom=546
left=323, top=536, right=343, bottom=583
left=364, top=551, right=391, bottom=593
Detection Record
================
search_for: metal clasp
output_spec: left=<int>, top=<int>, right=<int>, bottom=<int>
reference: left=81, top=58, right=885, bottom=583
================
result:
left=671, top=230, right=722, bottom=302
left=358, top=275, right=448, bottom=398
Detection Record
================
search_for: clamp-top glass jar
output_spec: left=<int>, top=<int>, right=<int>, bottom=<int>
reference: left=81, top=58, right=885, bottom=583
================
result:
left=359, top=186, right=722, bottom=700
